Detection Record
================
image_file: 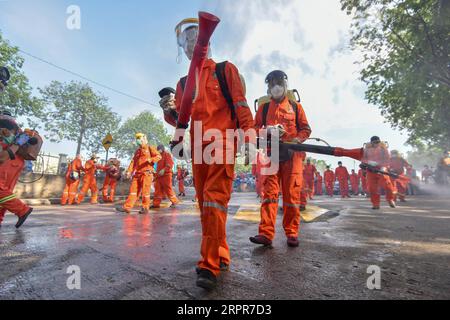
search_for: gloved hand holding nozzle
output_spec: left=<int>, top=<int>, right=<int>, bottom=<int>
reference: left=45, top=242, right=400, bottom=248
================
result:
left=266, top=124, right=286, bottom=137
left=158, top=87, right=176, bottom=112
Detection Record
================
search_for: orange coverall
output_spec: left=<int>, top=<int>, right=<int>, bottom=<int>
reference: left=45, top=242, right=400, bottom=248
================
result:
left=177, top=168, right=187, bottom=195
left=358, top=168, right=368, bottom=194
left=315, top=173, right=323, bottom=196
left=324, top=169, right=335, bottom=196
left=76, top=160, right=100, bottom=204
left=362, top=145, right=395, bottom=207
left=0, top=152, right=31, bottom=226
left=350, top=172, right=360, bottom=195
left=61, top=158, right=83, bottom=205
left=252, top=152, right=268, bottom=198
left=123, top=145, right=161, bottom=211
left=153, top=151, right=178, bottom=207
left=303, top=163, right=317, bottom=199
left=172, top=59, right=254, bottom=276
left=256, top=97, right=311, bottom=242
left=102, top=165, right=121, bottom=202
left=389, top=157, right=410, bottom=201
left=335, top=166, right=350, bottom=197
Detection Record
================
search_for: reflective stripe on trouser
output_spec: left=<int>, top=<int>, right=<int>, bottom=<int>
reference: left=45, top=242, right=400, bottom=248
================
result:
left=124, top=173, right=152, bottom=210
left=76, top=175, right=98, bottom=204
left=153, top=174, right=178, bottom=206
left=259, top=154, right=303, bottom=241
left=193, top=160, right=234, bottom=277
left=0, top=190, right=30, bottom=223
left=61, top=179, right=80, bottom=205
left=367, top=171, right=395, bottom=206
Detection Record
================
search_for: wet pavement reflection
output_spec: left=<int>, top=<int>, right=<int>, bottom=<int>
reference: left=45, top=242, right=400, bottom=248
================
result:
left=0, top=192, right=449, bottom=299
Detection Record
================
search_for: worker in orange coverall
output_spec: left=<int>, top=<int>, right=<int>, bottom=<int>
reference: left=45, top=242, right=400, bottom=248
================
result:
left=324, top=166, right=335, bottom=197
left=350, top=169, right=360, bottom=195
left=389, top=150, right=411, bottom=202
left=303, top=159, right=317, bottom=200
left=76, top=154, right=102, bottom=204
left=116, top=133, right=161, bottom=214
left=61, top=154, right=84, bottom=205
left=158, top=19, right=255, bottom=289
left=362, top=136, right=396, bottom=209
left=315, top=171, right=323, bottom=196
left=358, top=168, right=368, bottom=195
left=249, top=70, right=311, bottom=249
left=0, top=113, right=34, bottom=228
left=152, top=145, right=179, bottom=208
left=176, top=165, right=187, bottom=197
left=335, top=161, right=350, bottom=198
left=102, top=158, right=121, bottom=203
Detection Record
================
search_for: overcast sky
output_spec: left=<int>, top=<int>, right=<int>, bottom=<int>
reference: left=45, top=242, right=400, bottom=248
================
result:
left=0, top=0, right=411, bottom=171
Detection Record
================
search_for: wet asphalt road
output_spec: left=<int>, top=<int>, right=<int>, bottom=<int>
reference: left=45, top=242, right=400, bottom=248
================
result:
left=0, top=189, right=449, bottom=300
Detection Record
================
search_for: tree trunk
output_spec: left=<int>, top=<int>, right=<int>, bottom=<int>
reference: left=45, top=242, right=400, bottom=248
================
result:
left=76, top=113, right=86, bottom=156
left=76, top=132, right=83, bottom=156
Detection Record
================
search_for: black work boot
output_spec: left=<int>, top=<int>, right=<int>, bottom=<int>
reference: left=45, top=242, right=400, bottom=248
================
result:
left=115, top=206, right=131, bottom=214
left=249, top=235, right=272, bottom=246
left=16, top=208, right=33, bottom=229
left=196, top=269, right=217, bottom=290
left=196, top=261, right=229, bottom=274
left=220, top=261, right=229, bottom=272
left=287, top=237, right=299, bottom=247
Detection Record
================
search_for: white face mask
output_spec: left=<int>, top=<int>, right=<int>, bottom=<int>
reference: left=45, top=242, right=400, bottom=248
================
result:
left=270, top=85, right=285, bottom=100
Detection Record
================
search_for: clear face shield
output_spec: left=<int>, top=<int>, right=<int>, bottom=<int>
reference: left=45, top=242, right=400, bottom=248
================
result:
left=177, top=26, right=199, bottom=61
left=267, top=77, right=288, bottom=101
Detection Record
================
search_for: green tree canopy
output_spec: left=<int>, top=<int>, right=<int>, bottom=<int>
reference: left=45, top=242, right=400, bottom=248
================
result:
left=39, top=81, right=121, bottom=155
left=114, top=111, right=171, bottom=159
left=341, top=0, right=450, bottom=150
left=307, top=158, right=330, bottom=173
left=407, top=145, right=442, bottom=169
left=0, top=31, right=42, bottom=125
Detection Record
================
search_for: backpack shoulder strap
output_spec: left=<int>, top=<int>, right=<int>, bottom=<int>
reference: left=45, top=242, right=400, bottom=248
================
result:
left=215, top=61, right=239, bottom=127
left=262, top=102, right=270, bottom=128
left=289, top=100, right=300, bottom=130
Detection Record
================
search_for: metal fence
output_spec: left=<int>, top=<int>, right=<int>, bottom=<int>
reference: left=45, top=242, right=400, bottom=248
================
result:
left=30, top=153, right=61, bottom=175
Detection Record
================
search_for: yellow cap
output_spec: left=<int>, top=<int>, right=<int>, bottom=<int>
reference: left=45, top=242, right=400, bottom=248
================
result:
left=175, top=18, right=199, bottom=37
left=135, top=133, right=145, bottom=139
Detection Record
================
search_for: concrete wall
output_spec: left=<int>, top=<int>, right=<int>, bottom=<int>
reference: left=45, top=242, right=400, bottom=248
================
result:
left=16, top=173, right=131, bottom=199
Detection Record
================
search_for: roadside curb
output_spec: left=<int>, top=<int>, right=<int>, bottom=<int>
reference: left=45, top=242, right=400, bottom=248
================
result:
left=23, top=196, right=129, bottom=206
